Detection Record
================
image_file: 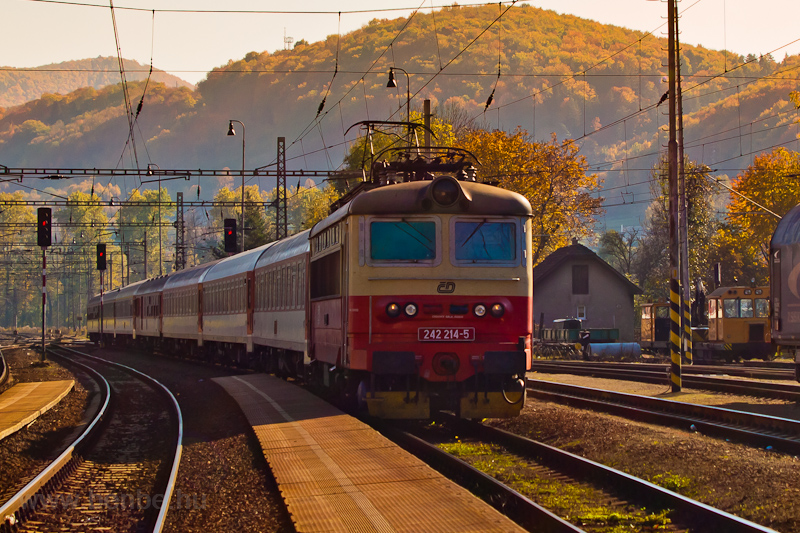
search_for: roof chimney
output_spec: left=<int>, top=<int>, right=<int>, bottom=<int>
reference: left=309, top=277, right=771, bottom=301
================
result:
left=571, top=237, right=578, bottom=245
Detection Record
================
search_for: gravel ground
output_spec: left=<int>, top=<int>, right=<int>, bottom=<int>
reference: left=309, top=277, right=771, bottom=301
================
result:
left=87, top=346, right=294, bottom=533
left=8, top=343, right=800, bottom=532
left=488, top=372, right=800, bottom=532
left=0, top=346, right=91, bottom=498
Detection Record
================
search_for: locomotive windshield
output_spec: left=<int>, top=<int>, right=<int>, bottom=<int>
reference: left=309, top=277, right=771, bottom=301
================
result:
left=370, top=220, right=436, bottom=261
left=454, top=221, right=516, bottom=262
left=722, top=297, right=769, bottom=318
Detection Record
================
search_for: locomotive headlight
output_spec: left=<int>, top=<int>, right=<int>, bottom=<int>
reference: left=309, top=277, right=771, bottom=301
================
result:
left=386, top=303, right=401, bottom=318
left=490, top=303, right=505, bottom=317
left=404, top=303, right=418, bottom=317
left=431, top=177, right=460, bottom=206
left=473, top=304, right=487, bottom=317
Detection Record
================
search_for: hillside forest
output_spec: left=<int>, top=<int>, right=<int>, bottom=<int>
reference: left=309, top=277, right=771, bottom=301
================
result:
left=0, top=3, right=799, bottom=328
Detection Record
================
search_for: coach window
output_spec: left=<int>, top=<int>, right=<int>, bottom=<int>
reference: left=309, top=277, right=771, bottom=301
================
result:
left=367, top=218, right=439, bottom=266
left=452, top=219, right=517, bottom=265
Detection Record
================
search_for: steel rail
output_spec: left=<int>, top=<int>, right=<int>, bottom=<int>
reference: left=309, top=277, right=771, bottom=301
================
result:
left=57, top=345, right=184, bottom=533
left=531, top=361, right=800, bottom=401
left=0, top=350, right=111, bottom=531
left=461, top=419, right=779, bottom=533
left=527, top=378, right=800, bottom=455
left=536, top=360, right=795, bottom=380
left=372, top=420, right=584, bottom=533
left=0, top=348, right=7, bottom=388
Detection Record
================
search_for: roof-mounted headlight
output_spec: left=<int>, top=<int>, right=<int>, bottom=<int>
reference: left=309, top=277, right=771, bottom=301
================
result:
left=431, top=177, right=460, bottom=207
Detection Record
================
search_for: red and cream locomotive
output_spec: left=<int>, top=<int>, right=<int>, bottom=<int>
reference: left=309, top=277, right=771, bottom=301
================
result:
left=89, top=143, right=533, bottom=418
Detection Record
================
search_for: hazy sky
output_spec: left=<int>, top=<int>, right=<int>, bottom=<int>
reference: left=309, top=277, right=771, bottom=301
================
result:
left=2, top=0, right=798, bottom=85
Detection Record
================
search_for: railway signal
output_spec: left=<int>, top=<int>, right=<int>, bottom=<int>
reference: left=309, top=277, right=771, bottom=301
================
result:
left=96, top=243, right=107, bottom=271
left=37, top=207, right=51, bottom=247
left=224, top=218, right=237, bottom=252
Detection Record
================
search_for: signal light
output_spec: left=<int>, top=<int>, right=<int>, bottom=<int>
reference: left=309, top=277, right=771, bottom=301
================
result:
left=223, top=218, right=237, bottom=252
left=37, top=207, right=51, bottom=247
left=96, top=243, right=106, bottom=271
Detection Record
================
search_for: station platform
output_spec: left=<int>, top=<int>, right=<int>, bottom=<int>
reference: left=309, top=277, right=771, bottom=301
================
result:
left=214, top=374, right=524, bottom=533
left=0, top=380, right=75, bottom=441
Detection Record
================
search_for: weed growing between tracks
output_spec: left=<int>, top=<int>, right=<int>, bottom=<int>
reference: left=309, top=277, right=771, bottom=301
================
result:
left=437, top=435, right=673, bottom=532
left=490, top=397, right=800, bottom=532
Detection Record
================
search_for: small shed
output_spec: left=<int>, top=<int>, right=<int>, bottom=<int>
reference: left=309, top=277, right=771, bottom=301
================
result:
left=534, top=239, right=642, bottom=342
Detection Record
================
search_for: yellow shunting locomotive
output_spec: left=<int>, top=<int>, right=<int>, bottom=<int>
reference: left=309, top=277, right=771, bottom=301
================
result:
left=640, top=285, right=773, bottom=362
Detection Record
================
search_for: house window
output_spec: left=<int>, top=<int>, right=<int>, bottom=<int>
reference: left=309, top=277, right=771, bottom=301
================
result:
left=572, top=264, right=589, bottom=294
left=577, top=306, right=586, bottom=320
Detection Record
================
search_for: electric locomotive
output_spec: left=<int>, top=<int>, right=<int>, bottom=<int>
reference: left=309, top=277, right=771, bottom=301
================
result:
left=86, top=143, right=533, bottom=418
left=308, top=146, right=532, bottom=418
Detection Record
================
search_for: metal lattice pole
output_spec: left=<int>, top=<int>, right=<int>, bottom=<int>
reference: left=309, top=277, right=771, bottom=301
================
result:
left=276, top=137, right=288, bottom=240
left=175, top=192, right=186, bottom=271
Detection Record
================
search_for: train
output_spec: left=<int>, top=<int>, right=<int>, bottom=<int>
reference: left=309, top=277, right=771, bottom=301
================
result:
left=640, top=284, right=773, bottom=362
left=770, top=203, right=800, bottom=381
left=88, top=145, right=533, bottom=418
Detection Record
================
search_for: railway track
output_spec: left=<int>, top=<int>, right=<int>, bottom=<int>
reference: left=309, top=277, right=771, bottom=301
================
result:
left=531, top=360, right=800, bottom=401
left=527, top=378, right=800, bottom=455
left=0, top=346, right=182, bottom=533
left=381, top=415, right=776, bottom=533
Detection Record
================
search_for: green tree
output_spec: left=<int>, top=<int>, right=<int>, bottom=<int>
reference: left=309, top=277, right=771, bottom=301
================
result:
left=0, top=192, right=36, bottom=328
left=209, top=185, right=272, bottom=256
left=117, top=188, right=172, bottom=281
left=597, top=227, right=640, bottom=277
left=53, top=191, right=110, bottom=327
left=632, top=157, right=717, bottom=302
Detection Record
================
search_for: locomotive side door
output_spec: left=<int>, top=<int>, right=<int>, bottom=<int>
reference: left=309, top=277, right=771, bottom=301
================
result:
left=309, top=223, right=345, bottom=367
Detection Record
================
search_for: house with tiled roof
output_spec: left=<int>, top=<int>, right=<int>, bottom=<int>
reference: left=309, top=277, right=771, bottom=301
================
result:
left=534, top=239, right=643, bottom=342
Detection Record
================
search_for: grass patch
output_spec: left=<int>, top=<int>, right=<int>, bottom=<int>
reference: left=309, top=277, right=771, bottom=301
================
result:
left=649, top=472, right=695, bottom=495
left=438, top=439, right=674, bottom=532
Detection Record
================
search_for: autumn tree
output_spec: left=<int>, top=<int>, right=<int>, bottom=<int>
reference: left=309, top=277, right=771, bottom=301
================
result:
left=454, top=128, right=603, bottom=265
left=711, top=147, right=800, bottom=285
left=286, top=183, right=341, bottom=232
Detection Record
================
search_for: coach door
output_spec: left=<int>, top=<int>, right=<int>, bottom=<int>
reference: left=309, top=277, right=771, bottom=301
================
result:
left=309, top=224, right=344, bottom=367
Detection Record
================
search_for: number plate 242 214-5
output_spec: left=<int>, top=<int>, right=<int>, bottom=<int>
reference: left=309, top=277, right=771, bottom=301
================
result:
left=418, top=327, right=475, bottom=342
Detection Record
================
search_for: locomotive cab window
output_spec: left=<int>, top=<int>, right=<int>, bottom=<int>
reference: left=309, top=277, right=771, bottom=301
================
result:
left=755, top=298, right=769, bottom=318
left=451, top=218, right=518, bottom=266
left=367, top=217, right=440, bottom=266
left=723, top=298, right=757, bottom=318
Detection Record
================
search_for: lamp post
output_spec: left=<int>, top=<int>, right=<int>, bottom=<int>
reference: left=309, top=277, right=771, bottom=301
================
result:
left=146, top=163, right=163, bottom=275
left=227, top=119, right=246, bottom=253
left=387, top=67, right=410, bottom=145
